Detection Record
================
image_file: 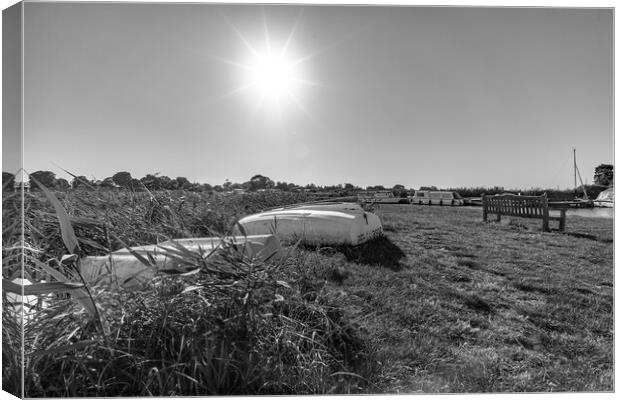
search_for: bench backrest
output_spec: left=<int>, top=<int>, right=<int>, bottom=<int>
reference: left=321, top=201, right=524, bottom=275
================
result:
left=482, top=193, right=549, bottom=219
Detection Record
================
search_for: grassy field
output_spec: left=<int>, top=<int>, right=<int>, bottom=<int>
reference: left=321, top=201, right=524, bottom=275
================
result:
left=2, top=190, right=614, bottom=395
left=328, top=204, right=613, bottom=392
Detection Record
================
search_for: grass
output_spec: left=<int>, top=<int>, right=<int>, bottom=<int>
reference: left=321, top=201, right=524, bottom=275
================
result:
left=3, top=188, right=371, bottom=397
left=333, top=204, right=613, bottom=392
left=2, top=189, right=614, bottom=395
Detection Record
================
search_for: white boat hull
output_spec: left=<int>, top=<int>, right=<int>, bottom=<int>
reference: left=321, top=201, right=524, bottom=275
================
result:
left=80, top=234, right=282, bottom=287
left=236, top=202, right=383, bottom=246
left=593, top=201, right=613, bottom=208
left=593, top=188, right=613, bottom=208
left=5, top=278, right=49, bottom=322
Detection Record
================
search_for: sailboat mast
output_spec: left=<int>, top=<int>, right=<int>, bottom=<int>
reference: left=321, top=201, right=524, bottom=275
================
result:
left=573, top=148, right=577, bottom=191
left=573, top=148, right=589, bottom=200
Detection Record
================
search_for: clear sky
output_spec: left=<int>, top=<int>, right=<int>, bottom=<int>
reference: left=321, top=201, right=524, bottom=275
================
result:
left=7, top=2, right=614, bottom=189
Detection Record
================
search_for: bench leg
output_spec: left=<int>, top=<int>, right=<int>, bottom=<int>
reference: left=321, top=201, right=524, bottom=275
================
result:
left=559, top=210, right=566, bottom=231
left=543, top=215, right=550, bottom=232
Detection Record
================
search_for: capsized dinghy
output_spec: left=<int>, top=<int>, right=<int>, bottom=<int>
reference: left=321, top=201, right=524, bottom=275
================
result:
left=236, top=202, right=383, bottom=246
left=593, top=187, right=614, bottom=208
left=80, top=234, right=282, bottom=287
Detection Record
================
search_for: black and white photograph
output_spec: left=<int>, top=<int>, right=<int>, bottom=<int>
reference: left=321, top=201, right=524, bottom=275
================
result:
left=1, top=1, right=614, bottom=397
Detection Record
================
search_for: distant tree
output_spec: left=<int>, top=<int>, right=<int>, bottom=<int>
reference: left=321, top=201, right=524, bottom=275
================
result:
left=275, top=181, right=289, bottom=191
left=56, top=178, right=70, bottom=190
left=2, top=172, right=15, bottom=190
left=202, top=183, right=213, bottom=192
left=249, top=174, right=274, bottom=191
left=323, top=184, right=342, bottom=192
left=112, top=171, right=133, bottom=188
left=130, top=178, right=143, bottom=190
left=392, top=184, right=407, bottom=197
left=340, top=183, right=358, bottom=195
left=184, top=182, right=197, bottom=191
left=594, top=164, right=613, bottom=186
left=419, top=186, right=438, bottom=191
left=71, top=176, right=91, bottom=189
left=174, top=177, right=191, bottom=190
left=100, top=177, right=117, bottom=188
left=158, top=176, right=173, bottom=190
left=141, top=174, right=161, bottom=190
left=213, top=185, right=223, bottom=192
left=29, top=170, right=57, bottom=189
left=141, top=174, right=175, bottom=190
left=366, top=185, right=386, bottom=191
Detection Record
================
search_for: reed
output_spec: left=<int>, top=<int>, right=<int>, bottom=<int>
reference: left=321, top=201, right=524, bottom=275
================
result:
left=2, top=185, right=370, bottom=396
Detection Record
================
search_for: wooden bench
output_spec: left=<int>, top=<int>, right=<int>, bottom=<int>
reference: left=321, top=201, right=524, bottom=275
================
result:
left=482, top=193, right=567, bottom=232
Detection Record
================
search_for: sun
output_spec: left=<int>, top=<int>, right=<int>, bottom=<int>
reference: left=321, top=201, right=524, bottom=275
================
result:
left=216, top=11, right=316, bottom=118
left=247, top=49, right=299, bottom=103
left=240, top=42, right=307, bottom=113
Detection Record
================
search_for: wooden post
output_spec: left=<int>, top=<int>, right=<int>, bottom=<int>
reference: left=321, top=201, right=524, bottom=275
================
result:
left=559, top=209, right=566, bottom=232
left=542, top=193, right=550, bottom=232
left=496, top=196, right=502, bottom=222
left=482, top=194, right=487, bottom=222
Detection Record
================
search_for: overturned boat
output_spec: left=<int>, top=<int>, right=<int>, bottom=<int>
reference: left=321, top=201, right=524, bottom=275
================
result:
left=80, top=234, right=282, bottom=288
left=236, top=202, right=383, bottom=246
left=593, top=187, right=614, bottom=208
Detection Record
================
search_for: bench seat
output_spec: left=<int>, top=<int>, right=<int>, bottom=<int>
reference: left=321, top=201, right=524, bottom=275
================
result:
left=482, top=193, right=566, bottom=232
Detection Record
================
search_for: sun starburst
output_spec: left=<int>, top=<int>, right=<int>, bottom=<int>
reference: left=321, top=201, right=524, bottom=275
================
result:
left=247, top=49, right=298, bottom=102
left=220, top=9, right=317, bottom=119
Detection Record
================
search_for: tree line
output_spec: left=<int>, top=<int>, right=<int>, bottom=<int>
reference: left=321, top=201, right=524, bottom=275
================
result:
left=1, top=171, right=376, bottom=194
left=3, top=164, right=613, bottom=196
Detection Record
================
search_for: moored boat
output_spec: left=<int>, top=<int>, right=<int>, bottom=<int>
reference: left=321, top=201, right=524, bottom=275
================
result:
left=357, top=190, right=409, bottom=204
left=409, top=190, right=465, bottom=206
left=463, top=197, right=482, bottom=206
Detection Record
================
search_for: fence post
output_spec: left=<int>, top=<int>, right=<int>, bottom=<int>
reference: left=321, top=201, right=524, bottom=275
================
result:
left=482, top=194, right=488, bottom=221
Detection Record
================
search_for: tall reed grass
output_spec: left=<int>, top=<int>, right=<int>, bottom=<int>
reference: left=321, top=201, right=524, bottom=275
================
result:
left=3, top=186, right=371, bottom=396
